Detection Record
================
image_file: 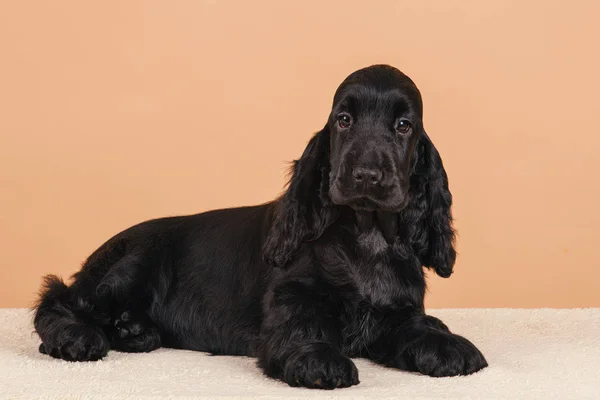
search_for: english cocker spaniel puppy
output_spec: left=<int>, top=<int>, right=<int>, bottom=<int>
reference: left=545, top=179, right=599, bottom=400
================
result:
left=34, top=64, right=487, bottom=389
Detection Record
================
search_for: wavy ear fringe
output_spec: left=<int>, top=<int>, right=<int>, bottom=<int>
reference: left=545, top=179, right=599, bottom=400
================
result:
left=262, top=127, right=338, bottom=268
left=402, top=132, right=456, bottom=278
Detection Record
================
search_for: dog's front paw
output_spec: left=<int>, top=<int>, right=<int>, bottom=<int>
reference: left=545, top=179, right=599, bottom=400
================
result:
left=283, top=343, right=359, bottom=389
left=408, top=331, right=487, bottom=377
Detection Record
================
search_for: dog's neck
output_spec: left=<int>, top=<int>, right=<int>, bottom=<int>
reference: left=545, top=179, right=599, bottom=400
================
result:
left=354, top=210, right=398, bottom=245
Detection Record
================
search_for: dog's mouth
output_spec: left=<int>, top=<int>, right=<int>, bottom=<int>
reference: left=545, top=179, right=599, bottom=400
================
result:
left=340, top=197, right=408, bottom=212
left=328, top=182, right=410, bottom=214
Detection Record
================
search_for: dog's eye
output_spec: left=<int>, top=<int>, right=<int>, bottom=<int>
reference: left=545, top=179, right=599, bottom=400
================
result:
left=337, top=113, right=353, bottom=129
left=395, top=119, right=412, bottom=135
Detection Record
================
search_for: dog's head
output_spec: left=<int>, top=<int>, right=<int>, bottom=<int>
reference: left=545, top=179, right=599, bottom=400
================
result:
left=264, top=65, right=455, bottom=277
left=328, top=65, right=424, bottom=213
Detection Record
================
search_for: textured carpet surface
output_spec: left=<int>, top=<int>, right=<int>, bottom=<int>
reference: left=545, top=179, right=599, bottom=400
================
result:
left=0, top=308, right=598, bottom=399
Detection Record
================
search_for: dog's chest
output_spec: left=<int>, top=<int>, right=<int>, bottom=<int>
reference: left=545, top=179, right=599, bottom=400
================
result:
left=349, top=260, right=400, bottom=308
left=356, top=227, right=390, bottom=255
left=349, top=230, right=400, bottom=307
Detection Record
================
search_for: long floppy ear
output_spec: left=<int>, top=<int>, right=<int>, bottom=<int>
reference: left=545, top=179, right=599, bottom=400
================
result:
left=406, top=132, right=456, bottom=278
left=262, top=127, right=338, bottom=268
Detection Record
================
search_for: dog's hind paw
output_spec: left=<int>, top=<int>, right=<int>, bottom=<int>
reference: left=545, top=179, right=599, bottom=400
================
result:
left=109, top=311, right=162, bottom=353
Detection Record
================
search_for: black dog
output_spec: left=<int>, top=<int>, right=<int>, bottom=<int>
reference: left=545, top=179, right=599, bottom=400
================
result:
left=34, top=65, right=487, bottom=389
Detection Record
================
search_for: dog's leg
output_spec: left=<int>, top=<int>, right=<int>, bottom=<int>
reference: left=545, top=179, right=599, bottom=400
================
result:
left=368, top=314, right=487, bottom=377
left=35, top=275, right=111, bottom=361
left=35, top=243, right=162, bottom=361
left=257, top=279, right=359, bottom=389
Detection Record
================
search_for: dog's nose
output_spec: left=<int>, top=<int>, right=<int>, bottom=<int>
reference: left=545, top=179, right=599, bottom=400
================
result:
left=352, top=167, right=382, bottom=185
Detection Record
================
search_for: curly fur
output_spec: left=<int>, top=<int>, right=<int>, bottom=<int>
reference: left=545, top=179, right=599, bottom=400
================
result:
left=33, top=64, right=486, bottom=389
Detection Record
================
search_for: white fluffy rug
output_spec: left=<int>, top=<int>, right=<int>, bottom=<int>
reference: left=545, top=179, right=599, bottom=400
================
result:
left=1, top=308, right=598, bottom=399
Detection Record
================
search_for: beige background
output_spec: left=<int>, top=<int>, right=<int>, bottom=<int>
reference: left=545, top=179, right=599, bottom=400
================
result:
left=1, top=1, right=599, bottom=308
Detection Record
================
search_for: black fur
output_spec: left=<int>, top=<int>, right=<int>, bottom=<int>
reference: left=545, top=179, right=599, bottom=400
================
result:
left=34, top=65, right=487, bottom=389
